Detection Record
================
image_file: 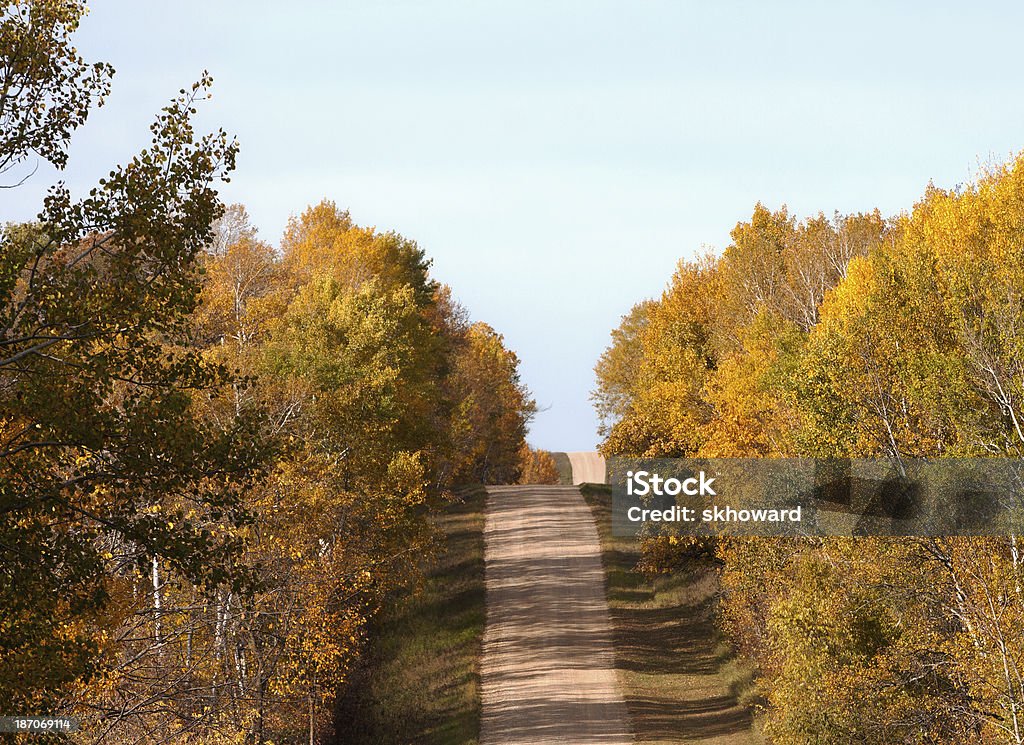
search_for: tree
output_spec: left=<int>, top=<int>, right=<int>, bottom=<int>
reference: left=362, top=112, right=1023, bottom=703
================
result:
left=0, top=0, right=113, bottom=183
left=592, top=300, right=653, bottom=438
left=517, top=444, right=560, bottom=485
left=905, top=165, right=1024, bottom=455
left=601, top=254, right=720, bottom=457
left=447, top=322, right=536, bottom=484
left=1, top=1, right=267, bottom=715
left=102, top=201, right=541, bottom=742
left=701, top=310, right=805, bottom=457
left=596, top=157, right=1024, bottom=743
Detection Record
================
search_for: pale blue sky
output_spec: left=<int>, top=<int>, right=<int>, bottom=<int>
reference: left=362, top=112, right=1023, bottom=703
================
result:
left=5, top=2, right=1024, bottom=450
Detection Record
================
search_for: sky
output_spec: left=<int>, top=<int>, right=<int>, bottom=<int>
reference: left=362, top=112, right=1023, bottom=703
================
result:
left=5, top=1, right=1024, bottom=450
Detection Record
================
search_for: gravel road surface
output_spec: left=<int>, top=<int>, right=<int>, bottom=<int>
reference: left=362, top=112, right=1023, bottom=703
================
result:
left=480, top=484, right=631, bottom=744
left=566, top=452, right=607, bottom=485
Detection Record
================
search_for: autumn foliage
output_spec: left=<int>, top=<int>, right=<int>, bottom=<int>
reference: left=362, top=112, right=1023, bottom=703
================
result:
left=0, top=3, right=536, bottom=741
left=516, top=445, right=560, bottom=485
left=595, top=164, right=1024, bottom=742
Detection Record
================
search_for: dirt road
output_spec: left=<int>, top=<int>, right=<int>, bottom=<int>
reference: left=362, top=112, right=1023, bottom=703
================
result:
left=566, top=452, right=607, bottom=485
left=480, top=485, right=631, bottom=744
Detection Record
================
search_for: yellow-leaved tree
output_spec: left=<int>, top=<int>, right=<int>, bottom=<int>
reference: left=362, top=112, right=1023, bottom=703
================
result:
left=596, top=155, right=1024, bottom=743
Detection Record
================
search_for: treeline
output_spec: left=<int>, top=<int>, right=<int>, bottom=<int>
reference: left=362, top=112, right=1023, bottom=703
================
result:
left=1, top=3, right=538, bottom=742
left=595, top=158, right=1024, bottom=743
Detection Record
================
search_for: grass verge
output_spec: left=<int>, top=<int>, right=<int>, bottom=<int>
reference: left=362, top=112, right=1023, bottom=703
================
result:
left=580, top=484, right=764, bottom=745
left=333, top=487, right=486, bottom=744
